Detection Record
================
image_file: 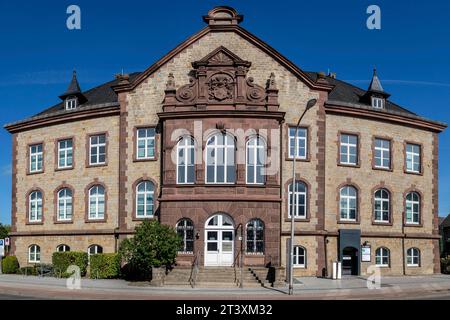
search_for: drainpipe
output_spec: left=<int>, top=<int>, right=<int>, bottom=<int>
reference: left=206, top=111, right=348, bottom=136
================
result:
left=402, top=213, right=406, bottom=275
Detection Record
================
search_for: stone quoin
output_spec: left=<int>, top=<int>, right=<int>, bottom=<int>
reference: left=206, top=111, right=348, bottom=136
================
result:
left=4, top=6, right=446, bottom=279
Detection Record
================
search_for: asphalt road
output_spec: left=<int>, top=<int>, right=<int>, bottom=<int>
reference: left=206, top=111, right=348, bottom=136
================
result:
left=0, top=293, right=44, bottom=300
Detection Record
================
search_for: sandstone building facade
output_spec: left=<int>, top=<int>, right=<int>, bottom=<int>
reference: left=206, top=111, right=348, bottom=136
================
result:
left=4, top=7, right=446, bottom=277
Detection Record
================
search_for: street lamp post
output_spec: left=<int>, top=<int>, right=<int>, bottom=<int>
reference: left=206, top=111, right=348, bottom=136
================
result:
left=289, top=98, right=317, bottom=296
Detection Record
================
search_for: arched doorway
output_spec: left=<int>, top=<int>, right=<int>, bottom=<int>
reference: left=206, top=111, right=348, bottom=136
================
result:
left=342, top=247, right=359, bottom=275
left=204, top=213, right=234, bottom=266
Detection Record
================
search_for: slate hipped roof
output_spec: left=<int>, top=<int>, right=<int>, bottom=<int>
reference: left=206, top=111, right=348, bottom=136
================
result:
left=5, top=69, right=444, bottom=129
left=441, top=215, right=450, bottom=229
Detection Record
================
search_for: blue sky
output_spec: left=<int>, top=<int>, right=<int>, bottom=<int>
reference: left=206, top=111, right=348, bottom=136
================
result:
left=1, top=0, right=450, bottom=224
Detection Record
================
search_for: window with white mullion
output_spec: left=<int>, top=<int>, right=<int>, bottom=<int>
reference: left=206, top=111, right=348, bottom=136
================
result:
left=28, top=245, right=41, bottom=263
left=288, top=127, right=307, bottom=159
left=340, top=186, right=357, bottom=221
left=57, top=188, right=73, bottom=221
left=29, top=191, right=43, bottom=222
left=205, top=133, right=235, bottom=184
left=90, top=134, right=106, bottom=165
left=406, top=248, right=420, bottom=267
left=136, top=181, right=154, bottom=218
left=136, top=128, right=155, bottom=159
left=177, top=137, right=195, bottom=184
left=406, top=192, right=420, bottom=224
left=58, top=139, right=73, bottom=169
left=246, top=137, right=265, bottom=185
left=374, top=138, right=390, bottom=169
left=29, top=144, right=43, bottom=172
left=406, top=143, right=421, bottom=173
left=288, top=181, right=307, bottom=219
left=374, top=189, right=390, bottom=222
left=375, top=247, right=390, bottom=267
left=293, top=246, right=306, bottom=268
left=89, top=185, right=105, bottom=220
left=340, top=134, right=358, bottom=165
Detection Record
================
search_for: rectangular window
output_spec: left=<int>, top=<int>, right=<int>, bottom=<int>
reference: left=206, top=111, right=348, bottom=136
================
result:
left=288, top=127, right=307, bottom=159
left=372, top=97, right=384, bottom=109
left=58, top=139, right=73, bottom=169
left=89, top=134, right=106, bottom=165
left=374, top=138, right=391, bottom=169
left=339, top=134, right=358, bottom=166
left=29, top=144, right=43, bottom=173
left=136, top=128, right=155, bottom=160
left=406, top=143, right=421, bottom=173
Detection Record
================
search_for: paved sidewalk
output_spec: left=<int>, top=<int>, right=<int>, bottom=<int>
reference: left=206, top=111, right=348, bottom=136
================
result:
left=0, top=274, right=449, bottom=299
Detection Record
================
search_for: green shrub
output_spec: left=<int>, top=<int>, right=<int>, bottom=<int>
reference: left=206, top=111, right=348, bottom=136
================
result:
left=89, top=253, right=120, bottom=279
left=52, top=252, right=88, bottom=277
left=441, top=258, right=450, bottom=274
left=18, top=266, right=38, bottom=276
left=119, top=220, right=181, bottom=280
left=2, top=256, right=19, bottom=274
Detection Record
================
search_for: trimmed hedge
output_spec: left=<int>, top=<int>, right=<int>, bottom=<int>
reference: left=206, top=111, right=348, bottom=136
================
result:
left=441, top=258, right=450, bottom=274
left=2, top=256, right=19, bottom=274
left=52, top=252, right=88, bottom=278
left=89, top=253, right=120, bottom=279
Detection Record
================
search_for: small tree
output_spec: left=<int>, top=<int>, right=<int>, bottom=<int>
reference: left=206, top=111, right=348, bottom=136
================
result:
left=119, top=220, right=181, bottom=280
left=0, top=224, right=10, bottom=240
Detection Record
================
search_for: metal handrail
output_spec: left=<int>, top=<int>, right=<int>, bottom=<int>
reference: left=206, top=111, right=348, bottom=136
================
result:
left=232, top=223, right=243, bottom=288
left=188, top=251, right=199, bottom=288
left=232, top=247, right=241, bottom=286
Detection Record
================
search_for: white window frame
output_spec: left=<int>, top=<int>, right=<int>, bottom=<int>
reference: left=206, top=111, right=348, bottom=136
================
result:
left=136, top=181, right=154, bottom=218
left=57, top=188, right=73, bottom=221
left=246, top=219, right=264, bottom=254
left=405, top=192, right=420, bottom=225
left=29, top=144, right=43, bottom=173
left=176, top=136, right=195, bottom=185
left=374, top=138, right=391, bottom=169
left=371, top=97, right=385, bottom=109
left=205, top=133, right=235, bottom=184
left=89, top=134, right=106, bottom=165
left=176, top=219, right=194, bottom=254
left=340, top=186, right=357, bottom=222
left=28, top=245, right=41, bottom=263
left=374, top=189, right=390, bottom=223
left=136, top=128, right=156, bottom=160
left=288, top=181, right=307, bottom=219
left=406, top=143, right=421, bottom=173
left=29, top=191, right=43, bottom=223
left=406, top=248, right=420, bottom=267
left=339, top=134, right=358, bottom=165
left=246, top=136, right=266, bottom=185
left=375, top=247, right=390, bottom=267
left=57, top=244, right=70, bottom=252
left=58, top=139, right=73, bottom=169
left=88, top=245, right=103, bottom=263
left=88, top=185, right=105, bottom=220
left=288, top=127, right=307, bottom=159
left=293, top=246, right=306, bottom=268
left=65, top=96, right=78, bottom=110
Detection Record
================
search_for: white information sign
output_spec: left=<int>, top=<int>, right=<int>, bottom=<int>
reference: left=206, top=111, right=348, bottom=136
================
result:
left=361, top=246, right=371, bottom=262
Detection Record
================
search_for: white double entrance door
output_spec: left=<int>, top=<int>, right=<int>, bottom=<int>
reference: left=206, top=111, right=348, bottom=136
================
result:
left=204, top=214, right=234, bottom=266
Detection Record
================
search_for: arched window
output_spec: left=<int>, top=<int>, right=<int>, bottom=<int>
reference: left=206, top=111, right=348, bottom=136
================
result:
left=57, top=188, right=73, bottom=221
left=28, top=245, right=40, bottom=263
left=29, top=190, right=43, bottom=222
left=205, top=133, right=235, bottom=184
left=88, top=245, right=103, bottom=257
left=246, top=136, right=265, bottom=185
left=293, top=246, right=306, bottom=268
left=406, top=248, right=420, bottom=267
left=288, top=181, right=307, bottom=219
left=246, top=219, right=264, bottom=254
left=375, top=247, right=390, bottom=267
left=406, top=192, right=420, bottom=224
left=177, top=137, right=195, bottom=184
left=374, top=189, right=390, bottom=223
left=340, top=186, right=357, bottom=221
left=89, top=185, right=105, bottom=220
left=176, top=219, right=194, bottom=253
left=57, top=244, right=70, bottom=252
left=136, top=181, right=154, bottom=218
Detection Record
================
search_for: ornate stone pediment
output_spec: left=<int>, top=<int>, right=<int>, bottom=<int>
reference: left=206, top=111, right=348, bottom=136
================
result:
left=163, top=46, right=279, bottom=111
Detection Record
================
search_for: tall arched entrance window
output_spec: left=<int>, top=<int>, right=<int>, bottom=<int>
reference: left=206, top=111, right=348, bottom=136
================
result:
left=204, top=213, right=234, bottom=266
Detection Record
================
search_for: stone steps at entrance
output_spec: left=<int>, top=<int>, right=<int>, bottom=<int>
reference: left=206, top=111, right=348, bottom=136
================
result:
left=164, top=266, right=262, bottom=288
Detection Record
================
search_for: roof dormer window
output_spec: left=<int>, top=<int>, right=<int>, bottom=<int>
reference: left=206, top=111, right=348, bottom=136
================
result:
left=65, top=96, right=78, bottom=110
left=372, top=97, right=384, bottom=109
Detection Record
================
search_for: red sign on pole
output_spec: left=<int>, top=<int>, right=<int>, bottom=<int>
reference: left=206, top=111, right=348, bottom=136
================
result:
left=4, top=238, right=10, bottom=246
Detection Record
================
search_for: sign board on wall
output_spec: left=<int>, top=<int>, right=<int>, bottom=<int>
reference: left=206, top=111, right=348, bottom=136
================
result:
left=4, top=238, right=9, bottom=246
left=361, top=246, right=371, bottom=262
left=0, top=239, right=4, bottom=256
